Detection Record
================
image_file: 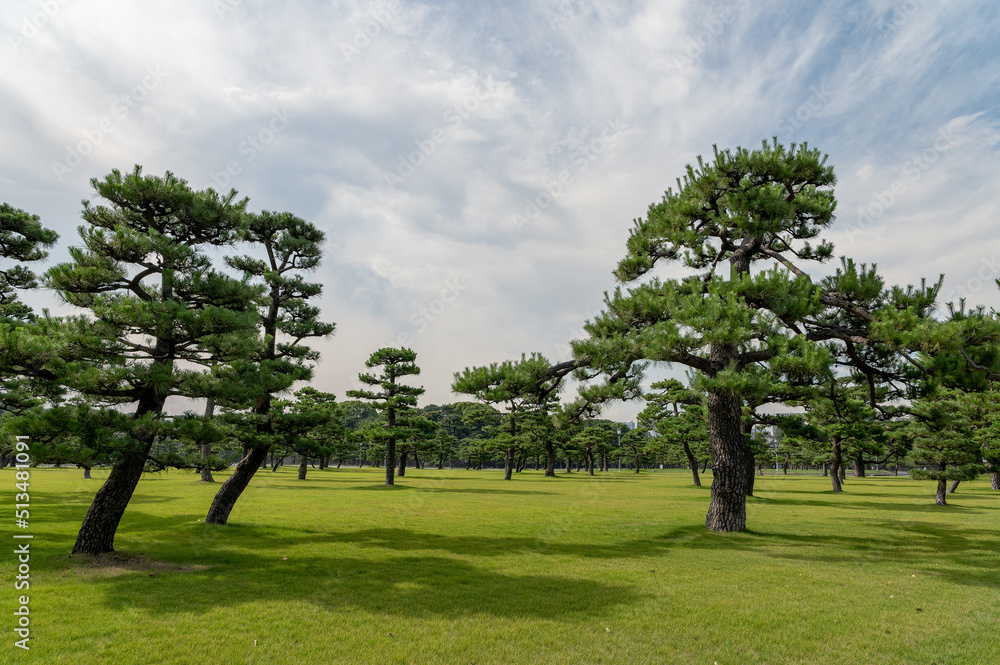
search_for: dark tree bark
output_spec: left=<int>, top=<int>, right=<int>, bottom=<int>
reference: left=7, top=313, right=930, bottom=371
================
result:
left=298, top=455, right=308, bottom=480
left=206, top=445, right=270, bottom=525
left=991, top=472, right=1000, bottom=490
left=830, top=437, right=843, bottom=493
left=83, top=467, right=92, bottom=479
left=821, top=462, right=827, bottom=477
left=504, top=447, right=514, bottom=480
left=397, top=449, right=407, bottom=477
left=948, top=479, right=960, bottom=494
left=200, top=398, right=216, bottom=482
left=72, top=453, right=147, bottom=554
left=704, top=390, right=747, bottom=532
left=72, top=391, right=165, bottom=554
left=935, top=478, right=948, bottom=506
left=854, top=451, right=866, bottom=478
left=565, top=457, right=572, bottom=473
left=682, top=441, right=701, bottom=486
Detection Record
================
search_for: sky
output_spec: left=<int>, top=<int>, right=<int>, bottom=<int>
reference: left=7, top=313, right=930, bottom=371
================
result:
left=1, top=0, right=999, bottom=422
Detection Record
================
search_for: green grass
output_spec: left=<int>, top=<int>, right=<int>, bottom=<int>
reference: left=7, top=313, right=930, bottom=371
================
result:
left=4, top=466, right=999, bottom=664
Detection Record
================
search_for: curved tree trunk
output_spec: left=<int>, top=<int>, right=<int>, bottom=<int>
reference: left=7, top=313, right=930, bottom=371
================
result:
left=948, top=479, right=960, bottom=494
left=205, top=445, right=270, bottom=525
left=73, top=390, right=165, bottom=554
left=83, top=467, right=92, bottom=479
left=72, top=452, right=149, bottom=554
left=397, top=450, right=407, bottom=477
left=830, top=437, right=843, bottom=493
left=682, top=441, right=701, bottom=486
left=854, top=451, right=865, bottom=478
left=704, top=390, right=747, bottom=532
left=298, top=455, right=308, bottom=480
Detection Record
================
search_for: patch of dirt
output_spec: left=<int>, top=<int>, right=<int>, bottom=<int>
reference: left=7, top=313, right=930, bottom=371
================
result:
left=67, top=553, right=210, bottom=577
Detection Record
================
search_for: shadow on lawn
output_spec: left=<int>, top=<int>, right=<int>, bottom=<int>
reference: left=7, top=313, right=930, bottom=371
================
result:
left=92, top=550, right=644, bottom=619
left=652, top=522, right=1000, bottom=589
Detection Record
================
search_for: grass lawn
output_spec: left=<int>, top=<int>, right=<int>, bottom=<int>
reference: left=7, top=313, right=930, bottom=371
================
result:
left=4, top=466, right=998, bottom=664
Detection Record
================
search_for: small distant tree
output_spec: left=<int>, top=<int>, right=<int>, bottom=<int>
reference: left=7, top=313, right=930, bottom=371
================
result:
left=904, top=390, right=983, bottom=506
left=346, top=347, right=425, bottom=486
left=273, top=388, right=343, bottom=480
left=639, top=379, right=710, bottom=485
left=453, top=353, right=566, bottom=479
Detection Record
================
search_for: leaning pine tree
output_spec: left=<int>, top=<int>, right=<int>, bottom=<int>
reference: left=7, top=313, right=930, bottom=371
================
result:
left=44, top=167, right=261, bottom=554
left=205, top=211, right=333, bottom=524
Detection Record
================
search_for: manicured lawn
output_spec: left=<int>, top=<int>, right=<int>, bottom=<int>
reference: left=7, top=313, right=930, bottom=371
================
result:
left=5, top=466, right=999, bottom=664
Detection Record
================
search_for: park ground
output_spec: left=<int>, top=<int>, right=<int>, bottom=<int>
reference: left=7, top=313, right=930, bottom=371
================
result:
left=4, top=467, right=999, bottom=664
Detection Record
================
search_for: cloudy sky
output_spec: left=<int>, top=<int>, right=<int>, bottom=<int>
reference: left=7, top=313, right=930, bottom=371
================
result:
left=2, top=0, right=999, bottom=421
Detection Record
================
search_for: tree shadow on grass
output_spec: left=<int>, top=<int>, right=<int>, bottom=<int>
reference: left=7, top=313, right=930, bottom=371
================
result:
left=650, top=522, right=1000, bottom=590
left=91, top=551, right=644, bottom=620
left=749, top=495, right=984, bottom=514
left=353, top=485, right=556, bottom=495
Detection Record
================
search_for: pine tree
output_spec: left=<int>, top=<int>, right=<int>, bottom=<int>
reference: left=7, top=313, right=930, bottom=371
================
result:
left=205, top=211, right=333, bottom=524
left=42, top=166, right=260, bottom=554
left=346, top=347, right=425, bottom=486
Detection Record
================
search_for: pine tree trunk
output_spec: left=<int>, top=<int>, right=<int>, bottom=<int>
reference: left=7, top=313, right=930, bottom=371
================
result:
left=72, top=389, right=166, bottom=554
left=413, top=453, right=420, bottom=470
left=205, top=446, right=270, bottom=525
left=935, top=478, right=948, bottom=506
left=991, top=472, right=1000, bottom=490
left=822, top=462, right=827, bottom=477
left=704, top=390, right=747, bottom=532
left=830, top=437, right=843, bottom=493
left=200, top=398, right=216, bottom=482
left=504, top=447, right=514, bottom=480
left=948, top=479, right=960, bottom=494
left=566, top=457, right=572, bottom=473
left=683, top=441, right=701, bottom=486
left=72, top=452, right=149, bottom=554
left=200, top=442, right=215, bottom=482
left=587, top=453, right=594, bottom=476
left=397, top=450, right=407, bottom=477
left=854, top=451, right=865, bottom=478
left=635, top=453, right=641, bottom=473
left=83, top=467, right=92, bottom=479
left=298, top=455, right=308, bottom=480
